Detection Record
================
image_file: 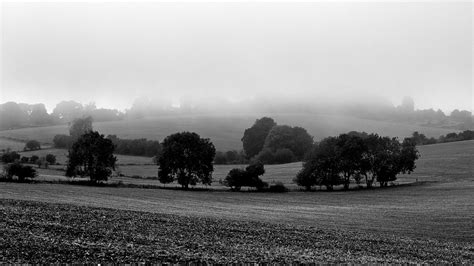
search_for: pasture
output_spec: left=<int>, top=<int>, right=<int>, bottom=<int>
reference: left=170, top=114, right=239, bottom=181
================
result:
left=0, top=114, right=458, bottom=151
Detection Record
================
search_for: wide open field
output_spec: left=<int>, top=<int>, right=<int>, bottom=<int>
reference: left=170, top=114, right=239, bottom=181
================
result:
left=0, top=114, right=458, bottom=151
left=1, top=141, right=473, bottom=263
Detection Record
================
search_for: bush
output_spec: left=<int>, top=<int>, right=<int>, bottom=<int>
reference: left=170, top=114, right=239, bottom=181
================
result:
left=268, top=182, right=288, bottom=193
left=223, top=162, right=267, bottom=191
left=4, top=162, right=37, bottom=181
left=1, top=151, right=20, bottom=163
left=45, top=154, right=56, bottom=165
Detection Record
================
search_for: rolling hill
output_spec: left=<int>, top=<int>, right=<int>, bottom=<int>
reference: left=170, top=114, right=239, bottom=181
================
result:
left=0, top=113, right=458, bottom=151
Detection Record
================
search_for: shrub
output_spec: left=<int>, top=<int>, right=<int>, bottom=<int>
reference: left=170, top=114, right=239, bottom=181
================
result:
left=45, top=154, right=56, bottom=165
left=4, top=162, right=37, bottom=181
left=1, top=151, right=20, bottom=163
left=20, top=156, right=30, bottom=164
left=223, top=162, right=267, bottom=191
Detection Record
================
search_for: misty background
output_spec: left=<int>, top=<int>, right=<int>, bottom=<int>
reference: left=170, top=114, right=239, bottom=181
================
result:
left=1, top=1, right=472, bottom=114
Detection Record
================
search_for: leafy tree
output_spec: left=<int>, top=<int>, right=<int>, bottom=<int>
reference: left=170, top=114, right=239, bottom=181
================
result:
left=66, top=131, right=117, bottom=183
left=255, top=148, right=275, bottom=164
left=4, top=162, right=37, bottom=181
left=263, top=125, right=313, bottom=161
left=336, top=134, right=367, bottom=190
left=45, top=154, right=56, bottom=165
left=242, top=117, right=276, bottom=159
left=52, top=100, right=84, bottom=123
left=158, top=132, right=216, bottom=189
left=24, top=140, right=41, bottom=151
left=70, top=116, right=93, bottom=140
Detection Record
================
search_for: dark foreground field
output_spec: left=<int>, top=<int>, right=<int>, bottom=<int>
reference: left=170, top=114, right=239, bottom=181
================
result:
left=1, top=199, right=472, bottom=263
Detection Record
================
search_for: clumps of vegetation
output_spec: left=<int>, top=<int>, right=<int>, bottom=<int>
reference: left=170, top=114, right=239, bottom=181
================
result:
left=408, top=130, right=474, bottom=146
left=24, top=140, right=41, bottom=151
left=158, top=132, right=216, bottom=189
left=242, top=117, right=313, bottom=164
left=294, top=132, right=419, bottom=190
left=1, top=150, right=20, bottom=163
left=2, top=162, right=37, bottom=181
left=66, top=131, right=117, bottom=183
left=222, top=162, right=267, bottom=191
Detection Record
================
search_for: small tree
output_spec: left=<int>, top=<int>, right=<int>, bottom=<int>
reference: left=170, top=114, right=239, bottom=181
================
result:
left=158, top=132, right=216, bottom=189
left=69, top=116, right=93, bottom=141
left=66, top=131, right=116, bottom=183
left=5, top=162, right=37, bottom=181
left=45, top=154, right=56, bottom=165
left=24, top=140, right=41, bottom=151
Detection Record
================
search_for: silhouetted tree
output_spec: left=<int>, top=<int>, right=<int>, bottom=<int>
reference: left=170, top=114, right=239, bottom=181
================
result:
left=158, top=132, right=216, bottom=189
left=66, top=131, right=116, bottom=183
left=242, top=117, right=276, bottom=159
left=223, top=162, right=267, bottom=191
left=1, top=150, right=20, bottom=163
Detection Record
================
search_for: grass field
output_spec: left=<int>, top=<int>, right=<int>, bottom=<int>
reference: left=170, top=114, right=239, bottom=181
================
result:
left=1, top=140, right=473, bottom=263
left=0, top=114, right=459, bottom=151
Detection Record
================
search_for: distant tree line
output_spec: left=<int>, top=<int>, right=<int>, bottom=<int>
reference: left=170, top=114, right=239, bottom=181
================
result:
left=0, top=101, right=123, bottom=130
left=52, top=117, right=162, bottom=157
left=408, top=130, right=474, bottom=145
left=295, top=132, right=419, bottom=190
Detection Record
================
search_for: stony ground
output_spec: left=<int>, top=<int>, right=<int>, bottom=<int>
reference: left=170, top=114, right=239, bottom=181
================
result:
left=1, top=199, right=472, bottom=264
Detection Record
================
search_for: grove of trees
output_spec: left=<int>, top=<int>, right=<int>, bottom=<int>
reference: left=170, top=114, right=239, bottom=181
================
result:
left=158, top=132, right=216, bottom=189
left=295, top=132, right=419, bottom=190
left=24, top=140, right=41, bottom=151
left=242, top=117, right=314, bottom=164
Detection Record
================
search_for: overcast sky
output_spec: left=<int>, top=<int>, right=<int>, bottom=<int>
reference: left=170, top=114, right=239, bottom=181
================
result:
left=1, top=1, right=472, bottom=113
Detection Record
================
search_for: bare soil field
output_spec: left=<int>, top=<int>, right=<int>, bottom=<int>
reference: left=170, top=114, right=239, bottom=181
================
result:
left=1, top=199, right=472, bottom=263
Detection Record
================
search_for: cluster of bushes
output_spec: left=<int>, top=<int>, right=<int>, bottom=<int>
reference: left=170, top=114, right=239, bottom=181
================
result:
left=1, top=162, right=37, bottom=181
left=408, top=130, right=474, bottom=145
left=106, top=135, right=161, bottom=157
left=242, top=117, right=313, bottom=164
left=214, top=150, right=248, bottom=164
left=222, top=162, right=267, bottom=191
left=295, top=132, right=419, bottom=190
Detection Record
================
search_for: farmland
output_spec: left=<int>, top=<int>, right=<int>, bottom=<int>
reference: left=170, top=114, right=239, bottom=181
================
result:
left=1, top=135, right=473, bottom=262
left=0, top=114, right=458, bottom=151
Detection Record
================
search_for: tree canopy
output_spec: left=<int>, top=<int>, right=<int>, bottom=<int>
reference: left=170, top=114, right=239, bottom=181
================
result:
left=158, top=132, right=216, bottom=189
left=66, top=131, right=117, bottom=183
left=241, top=117, right=276, bottom=159
left=295, top=132, right=419, bottom=190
